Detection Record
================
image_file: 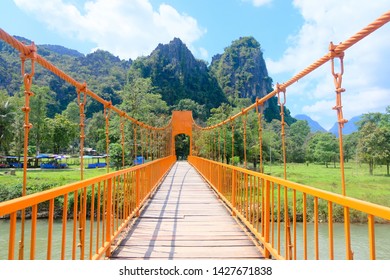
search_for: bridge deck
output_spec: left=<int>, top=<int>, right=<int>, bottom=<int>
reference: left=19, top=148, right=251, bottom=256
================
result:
left=110, top=161, right=264, bottom=260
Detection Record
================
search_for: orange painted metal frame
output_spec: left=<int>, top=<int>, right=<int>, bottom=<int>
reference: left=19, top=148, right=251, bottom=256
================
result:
left=0, top=156, right=175, bottom=260
left=188, top=156, right=390, bottom=260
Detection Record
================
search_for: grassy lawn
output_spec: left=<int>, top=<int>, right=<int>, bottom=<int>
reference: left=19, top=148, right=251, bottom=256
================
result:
left=1, top=161, right=389, bottom=209
left=260, top=161, right=390, bottom=207
left=0, top=167, right=107, bottom=202
left=1, top=167, right=107, bottom=185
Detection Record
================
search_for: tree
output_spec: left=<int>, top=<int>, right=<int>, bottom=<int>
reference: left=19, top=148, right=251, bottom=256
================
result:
left=343, top=132, right=359, bottom=163
left=173, top=99, right=207, bottom=122
left=287, top=120, right=311, bottom=163
left=120, top=77, right=169, bottom=124
left=0, top=90, right=16, bottom=154
left=46, top=114, right=78, bottom=154
left=85, top=112, right=106, bottom=154
left=62, top=102, right=80, bottom=124
left=306, top=132, right=338, bottom=167
left=358, top=122, right=390, bottom=175
left=357, top=109, right=390, bottom=175
left=29, top=85, right=54, bottom=156
left=8, top=94, right=24, bottom=158
left=109, top=143, right=123, bottom=170
left=315, top=133, right=339, bottom=168
left=378, top=126, right=390, bottom=175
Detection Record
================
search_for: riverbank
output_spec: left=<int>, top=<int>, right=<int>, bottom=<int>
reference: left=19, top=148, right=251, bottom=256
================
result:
left=1, top=161, right=389, bottom=223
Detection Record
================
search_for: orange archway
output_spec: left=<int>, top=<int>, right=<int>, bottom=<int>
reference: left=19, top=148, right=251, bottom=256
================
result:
left=171, top=111, right=193, bottom=156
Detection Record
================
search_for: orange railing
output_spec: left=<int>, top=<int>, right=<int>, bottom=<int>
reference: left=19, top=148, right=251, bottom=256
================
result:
left=189, top=156, right=390, bottom=260
left=0, top=27, right=174, bottom=260
left=0, top=156, right=175, bottom=260
left=1, top=9, right=390, bottom=262
left=189, top=10, right=390, bottom=260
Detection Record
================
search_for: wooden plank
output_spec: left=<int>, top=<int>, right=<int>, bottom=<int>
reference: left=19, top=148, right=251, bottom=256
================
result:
left=111, top=246, right=262, bottom=259
left=111, top=161, right=263, bottom=260
left=118, top=240, right=255, bottom=247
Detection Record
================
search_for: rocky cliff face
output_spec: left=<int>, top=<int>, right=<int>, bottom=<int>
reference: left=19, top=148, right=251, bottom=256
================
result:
left=129, top=38, right=226, bottom=111
left=210, top=36, right=273, bottom=102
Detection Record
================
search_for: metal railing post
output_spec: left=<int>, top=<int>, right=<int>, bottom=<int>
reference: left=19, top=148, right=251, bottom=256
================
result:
left=105, top=178, right=113, bottom=258
left=136, top=169, right=141, bottom=216
left=232, top=169, right=237, bottom=216
left=263, top=180, right=271, bottom=258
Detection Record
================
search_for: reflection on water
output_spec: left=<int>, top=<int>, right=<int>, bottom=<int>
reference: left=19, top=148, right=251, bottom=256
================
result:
left=1, top=219, right=389, bottom=260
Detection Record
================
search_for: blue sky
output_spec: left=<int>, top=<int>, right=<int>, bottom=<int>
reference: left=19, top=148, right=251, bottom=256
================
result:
left=1, top=0, right=389, bottom=129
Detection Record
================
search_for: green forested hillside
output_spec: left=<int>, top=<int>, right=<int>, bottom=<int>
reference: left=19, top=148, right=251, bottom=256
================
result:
left=1, top=34, right=389, bottom=183
left=127, top=38, right=227, bottom=113
left=0, top=36, right=131, bottom=117
left=0, top=35, right=299, bottom=158
left=210, top=36, right=295, bottom=125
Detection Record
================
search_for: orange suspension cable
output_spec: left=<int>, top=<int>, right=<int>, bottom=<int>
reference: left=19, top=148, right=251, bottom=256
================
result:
left=104, top=103, right=111, bottom=173
left=133, top=124, right=137, bottom=163
left=153, top=130, right=157, bottom=159
left=218, top=128, right=221, bottom=162
left=329, top=42, right=353, bottom=260
left=329, top=42, right=347, bottom=195
left=140, top=127, right=144, bottom=161
left=19, top=42, right=37, bottom=260
left=231, top=120, right=235, bottom=165
left=224, top=125, right=227, bottom=164
left=208, top=131, right=212, bottom=160
left=0, top=28, right=171, bottom=132
left=147, top=129, right=151, bottom=160
left=277, top=83, right=287, bottom=180
left=190, top=10, right=390, bottom=131
left=255, top=100, right=264, bottom=173
left=77, top=84, right=87, bottom=180
left=277, top=83, right=292, bottom=259
left=242, top=111, right=247, bottom=169
left=120, top=114, right=125, bottom=167
left=213, top=131, right=216, bottom=161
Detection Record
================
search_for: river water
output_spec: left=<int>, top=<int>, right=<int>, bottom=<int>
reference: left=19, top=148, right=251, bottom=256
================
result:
left=272, top=222, right=390, bottom=260
left=1, top=219, right=389, bottom=260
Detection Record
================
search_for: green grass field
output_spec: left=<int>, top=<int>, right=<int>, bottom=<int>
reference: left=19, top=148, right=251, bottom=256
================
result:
left=260, top=161, right=390, bottom=207
left=0, top=167, right=107, bottom=202
left=1, top=161, right=389, bottom=208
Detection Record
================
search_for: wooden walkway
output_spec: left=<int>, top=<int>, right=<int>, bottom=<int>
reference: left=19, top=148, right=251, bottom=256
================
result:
left=110, top=161, right=264, bottom=260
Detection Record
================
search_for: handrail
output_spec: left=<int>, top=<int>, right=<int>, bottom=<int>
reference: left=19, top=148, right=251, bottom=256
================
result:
left=189, top=156, right=390, bottom=260
left=0, top=27, right=175, bottom=259
left=0, top=156, right=176, bottom=260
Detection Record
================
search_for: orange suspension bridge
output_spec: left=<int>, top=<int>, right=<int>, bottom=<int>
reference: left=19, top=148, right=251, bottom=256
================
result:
left=1, top=10, right=390, bottom=260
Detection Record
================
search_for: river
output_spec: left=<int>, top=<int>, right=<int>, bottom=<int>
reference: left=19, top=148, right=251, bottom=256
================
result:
left=1, top=219, right=389, bottom=260
left=272, top=222, right=390, bottom=260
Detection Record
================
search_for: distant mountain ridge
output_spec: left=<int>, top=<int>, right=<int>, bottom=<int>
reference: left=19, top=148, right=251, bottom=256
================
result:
left=295, top=114, right=326, bottom=133
left=295, top=114, right=361, bottom=135
left=328, top=115, right=362, bottom=136
left=40, top=44, right=84, bottom=58
left=1, top=34, right=295, bottom=124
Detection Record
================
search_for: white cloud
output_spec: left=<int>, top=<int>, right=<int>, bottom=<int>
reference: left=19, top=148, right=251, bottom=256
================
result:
left=266, top=0, right=390, bottom=129
left=242, top=0, right=272, bottom=7
left=198, top=47, right=209, bottom=61
left=13, top=0, right=206, bottom=60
